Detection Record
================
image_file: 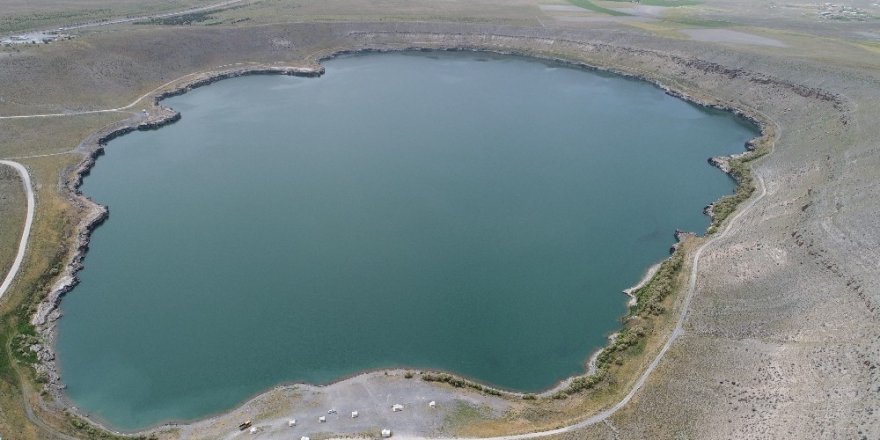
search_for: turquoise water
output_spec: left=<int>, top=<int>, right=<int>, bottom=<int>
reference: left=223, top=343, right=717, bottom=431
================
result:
left=56, top=52, right=757, bottom=430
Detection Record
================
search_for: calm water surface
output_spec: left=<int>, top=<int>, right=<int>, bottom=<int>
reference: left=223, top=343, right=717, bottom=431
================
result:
left=56, top=52, right=758, bottom=429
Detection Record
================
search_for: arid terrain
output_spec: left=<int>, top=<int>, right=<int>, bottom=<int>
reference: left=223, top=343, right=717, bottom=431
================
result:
left=1, top=1, right=878, bottom=439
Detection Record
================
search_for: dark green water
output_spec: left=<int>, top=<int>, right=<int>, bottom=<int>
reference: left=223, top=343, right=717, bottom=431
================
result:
left=56, top=52, right=757, bottom=430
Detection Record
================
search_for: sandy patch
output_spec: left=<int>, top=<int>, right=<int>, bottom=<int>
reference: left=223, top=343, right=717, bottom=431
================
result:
left=682, top=29, right=787, bottom=47
left=170, top=370, right=511, bottom=440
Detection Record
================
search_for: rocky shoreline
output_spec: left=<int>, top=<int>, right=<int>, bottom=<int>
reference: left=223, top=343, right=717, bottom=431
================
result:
left=23, top=40, right=779, bottom=435
left=27, top=63, right=325, bottom=415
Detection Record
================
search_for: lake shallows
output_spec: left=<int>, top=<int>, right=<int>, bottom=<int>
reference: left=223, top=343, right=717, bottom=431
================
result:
left=56, top=52, right=758, bottom=430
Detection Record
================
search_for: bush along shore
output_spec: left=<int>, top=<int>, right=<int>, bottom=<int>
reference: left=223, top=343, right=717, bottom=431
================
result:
left=404, top=240, right=689, bottom=403
left=706, top=133, right=772, bottom=234
left=551, top=247, right=686, bottom=399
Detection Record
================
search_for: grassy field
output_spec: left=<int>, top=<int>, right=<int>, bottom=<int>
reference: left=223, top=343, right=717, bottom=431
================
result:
left=0, top=0, right=217, bottom=34
left=566, top=0, right=630, bottom=16
left=0, top=153, right=79, bottom=439
left=208, top=0, right=543, bottom=26
left=604, top=0, right=701, bottom=6
left=0, top=166, right=25, bottom=286
left=0, top=114, right=125, bottom=158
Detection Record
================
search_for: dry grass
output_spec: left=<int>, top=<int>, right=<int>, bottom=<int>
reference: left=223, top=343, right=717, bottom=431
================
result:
left=210, top=0, right=542, bottom=26
left=0, top=0, right=216, bottom=34
left=0, top=153, right=84, bottom=440
left=0, top=166, right=25, bottom=284
left=0, top=113, right=126, bottom=158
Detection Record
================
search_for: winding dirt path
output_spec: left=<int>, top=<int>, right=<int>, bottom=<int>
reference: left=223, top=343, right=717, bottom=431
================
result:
left=0, top=160, right=34, bottom=301
left=0, top=72, right=200, bottom=120
left=0, top=1, right=253, bottom=120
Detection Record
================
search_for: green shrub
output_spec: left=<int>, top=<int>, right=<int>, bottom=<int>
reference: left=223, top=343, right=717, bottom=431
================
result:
left=707, top=145, right=768, bottom=233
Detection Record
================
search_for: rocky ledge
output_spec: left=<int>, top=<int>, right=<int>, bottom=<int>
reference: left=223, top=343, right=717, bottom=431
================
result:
left=28, top=62, right=325, bottom=402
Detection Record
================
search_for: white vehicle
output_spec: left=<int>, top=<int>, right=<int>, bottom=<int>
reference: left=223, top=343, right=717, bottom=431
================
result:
left=381, top=428, right=393, bottom=438
left=351, top=411, right=359, bottom=418
left=391, top=404, right=404, bottom=412
left=318, top=416, right=326, bottom=423
left=288, top=419, right=296, bottom=427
